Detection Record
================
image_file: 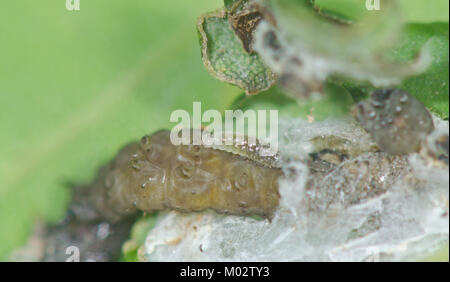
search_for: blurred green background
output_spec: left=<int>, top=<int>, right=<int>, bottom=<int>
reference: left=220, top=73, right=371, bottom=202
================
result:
left=0, top=0, right=448, bottom=261
left=0, top=0, right=241, bottom=260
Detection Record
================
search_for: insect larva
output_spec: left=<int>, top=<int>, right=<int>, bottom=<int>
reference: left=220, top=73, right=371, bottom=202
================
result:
left=72, top=130, right=282, bottom=223
left=35, top=130, right=281, bottom=261
left=41, top=126, right=419, bottom=261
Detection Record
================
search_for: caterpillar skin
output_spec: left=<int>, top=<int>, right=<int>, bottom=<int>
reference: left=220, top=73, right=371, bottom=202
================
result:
left=73, top=130, right=282, bottom=223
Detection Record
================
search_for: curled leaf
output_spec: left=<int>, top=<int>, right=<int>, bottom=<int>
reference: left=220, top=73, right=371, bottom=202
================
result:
left=229, top=8, right=264, bottom=53
left=197, top=8, right=277, bottom=95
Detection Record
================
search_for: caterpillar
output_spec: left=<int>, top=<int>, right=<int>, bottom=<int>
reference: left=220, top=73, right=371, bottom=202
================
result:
left=75, top=88, right=434, bottom=224
left=37, top=88, right=440, bottom=261
left=71, top=130, right=283, bottom=224
left=32, top=132, right=281, bottom=261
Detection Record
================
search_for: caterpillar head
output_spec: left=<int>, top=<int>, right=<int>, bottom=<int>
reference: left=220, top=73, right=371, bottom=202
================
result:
left=353, top=89, right=434, bottom=155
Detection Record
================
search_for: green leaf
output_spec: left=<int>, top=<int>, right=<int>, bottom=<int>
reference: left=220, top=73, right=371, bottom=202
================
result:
left=340, top=23, right=449, bottom=118
left=397, top=0, right=449, bottom=23
left=230, top=82, right=354, bottom=121
left=197, top=9, right=277, bottom=95
left=398, top=23, right=449, bottom=119
left=0, top=0, right=241, bottom=261
left=121, top=214, right=158, bottom=262
left=312, top=0, right=370, bottom=22
left=224, top=0, right=247, bottom=12
left=313, top=0, right=449, bottom=23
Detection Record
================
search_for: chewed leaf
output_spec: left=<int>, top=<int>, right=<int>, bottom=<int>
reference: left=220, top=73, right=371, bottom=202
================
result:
left=197, top=9, right=276, bottom=95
